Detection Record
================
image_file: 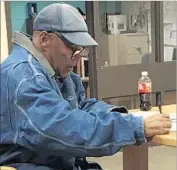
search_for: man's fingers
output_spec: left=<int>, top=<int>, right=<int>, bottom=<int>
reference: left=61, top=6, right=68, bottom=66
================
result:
left=163, top=128, right=170, bottom=134
left=164, top=122, right=172, bottom=128
left=159, top=128, right=170, bottom=135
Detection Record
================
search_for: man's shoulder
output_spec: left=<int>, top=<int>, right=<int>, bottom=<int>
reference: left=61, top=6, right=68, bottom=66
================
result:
left=2, top=58, right=33, bottom=79
left=1, top=51, right=46, bottom=88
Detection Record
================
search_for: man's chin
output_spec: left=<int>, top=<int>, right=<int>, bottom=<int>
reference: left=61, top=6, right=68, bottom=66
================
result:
left=61, top=71, right=72, bottom=78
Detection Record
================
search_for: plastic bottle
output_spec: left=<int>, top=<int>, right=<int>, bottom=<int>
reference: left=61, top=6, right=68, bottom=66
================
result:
left=138, top=71, right=152, bottom=111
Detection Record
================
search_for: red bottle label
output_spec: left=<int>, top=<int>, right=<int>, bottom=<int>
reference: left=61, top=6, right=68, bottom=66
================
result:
left=138, top=82, right=152, bottom=94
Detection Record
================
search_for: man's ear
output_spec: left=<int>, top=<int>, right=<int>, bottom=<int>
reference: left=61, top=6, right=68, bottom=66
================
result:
left=40, top=31, right=50, bottom=48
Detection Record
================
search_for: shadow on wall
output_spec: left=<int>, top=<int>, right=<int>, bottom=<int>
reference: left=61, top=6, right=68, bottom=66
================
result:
left=141, top=47, right=177, bottom=64
left=172, top=48, right=176, bottom=61
left=21, top=21, right=26, bottom=32
left=141, top=53, right=153, bottom=64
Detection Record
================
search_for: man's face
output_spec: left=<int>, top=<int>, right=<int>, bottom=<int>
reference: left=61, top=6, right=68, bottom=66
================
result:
left=39, top=31, right=88, bottom=78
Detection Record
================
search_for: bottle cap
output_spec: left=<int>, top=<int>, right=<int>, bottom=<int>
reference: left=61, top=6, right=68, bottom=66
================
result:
left=141, top=71, right=148, bottom=76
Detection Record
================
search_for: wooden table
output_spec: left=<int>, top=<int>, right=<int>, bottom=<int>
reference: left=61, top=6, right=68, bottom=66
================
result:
left=123, top=104, right=176, bottom=170
left=0, top=167, right=16, bottom=170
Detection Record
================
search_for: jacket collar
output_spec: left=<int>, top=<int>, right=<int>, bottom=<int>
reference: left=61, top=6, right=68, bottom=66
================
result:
left=12, top=31, right=55, bottom=77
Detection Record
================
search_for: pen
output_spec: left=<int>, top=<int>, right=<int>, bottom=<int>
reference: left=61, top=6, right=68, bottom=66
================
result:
left=158, top=104, right=162, bottom=114
left=157, top=92, right=162, bottom=114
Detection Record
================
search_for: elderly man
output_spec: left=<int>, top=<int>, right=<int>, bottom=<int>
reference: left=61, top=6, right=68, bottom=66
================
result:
left=0, top=3, right=171, bottom=170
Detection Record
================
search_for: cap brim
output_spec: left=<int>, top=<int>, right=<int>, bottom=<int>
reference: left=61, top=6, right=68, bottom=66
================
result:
left=60, top=32, right=98, bottom=46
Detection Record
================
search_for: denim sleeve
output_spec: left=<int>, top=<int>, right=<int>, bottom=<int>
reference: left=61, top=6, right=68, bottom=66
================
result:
left=77, top=77, right=128, bottom=114
left=16, top=75, right=146, bottom=157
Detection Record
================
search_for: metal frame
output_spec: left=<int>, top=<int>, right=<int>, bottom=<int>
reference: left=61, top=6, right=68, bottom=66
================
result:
left=151, top=1, right=164, bottom=62
left=85, top=1, right=100, bottom=98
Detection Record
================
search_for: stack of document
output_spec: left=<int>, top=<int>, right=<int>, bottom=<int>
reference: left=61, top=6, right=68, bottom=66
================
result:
left=130, top=111, right=176, bottom=131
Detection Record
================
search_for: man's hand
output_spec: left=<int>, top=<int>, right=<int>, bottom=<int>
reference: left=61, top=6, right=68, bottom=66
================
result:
left=144, top=113, right=172, bottom=137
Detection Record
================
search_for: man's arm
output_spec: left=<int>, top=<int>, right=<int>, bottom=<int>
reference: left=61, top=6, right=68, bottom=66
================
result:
left=76, top=76, right=128, bottom=114
left=16, top=74, right=145, bottom=157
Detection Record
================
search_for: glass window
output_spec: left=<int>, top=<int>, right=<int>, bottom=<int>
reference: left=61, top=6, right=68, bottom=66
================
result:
left=97, top=1, right=153, bottom=67
left=86, top=1, right=176, bottom=104
left=163, top=1, right=177, bottom=62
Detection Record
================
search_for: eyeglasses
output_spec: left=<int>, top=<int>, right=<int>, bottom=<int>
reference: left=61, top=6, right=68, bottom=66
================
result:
left=68, top=45, right=89, bottom=60
left=46, top=31, right=89, bottom=59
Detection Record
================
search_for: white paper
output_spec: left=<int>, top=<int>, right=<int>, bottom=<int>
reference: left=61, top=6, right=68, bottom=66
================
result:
left=130, top=111, right=159, bottom=118
left=170, top=120, right=176, bottom=131
left=170, top=114, right=176, bottom=131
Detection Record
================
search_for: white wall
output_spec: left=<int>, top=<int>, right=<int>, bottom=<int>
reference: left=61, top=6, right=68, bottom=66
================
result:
left=1, top=1, right=9, bottom=63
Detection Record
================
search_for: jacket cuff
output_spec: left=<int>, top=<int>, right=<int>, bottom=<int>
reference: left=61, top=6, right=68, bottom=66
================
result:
left=133, top=116, right=147, bottom=144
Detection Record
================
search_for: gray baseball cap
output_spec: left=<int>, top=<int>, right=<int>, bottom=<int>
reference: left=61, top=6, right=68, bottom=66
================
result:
left=33, top=3, right=98, bottom=46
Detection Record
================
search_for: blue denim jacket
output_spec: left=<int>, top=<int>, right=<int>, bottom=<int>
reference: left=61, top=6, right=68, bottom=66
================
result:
left=0, top=32, right=145, bottom=170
